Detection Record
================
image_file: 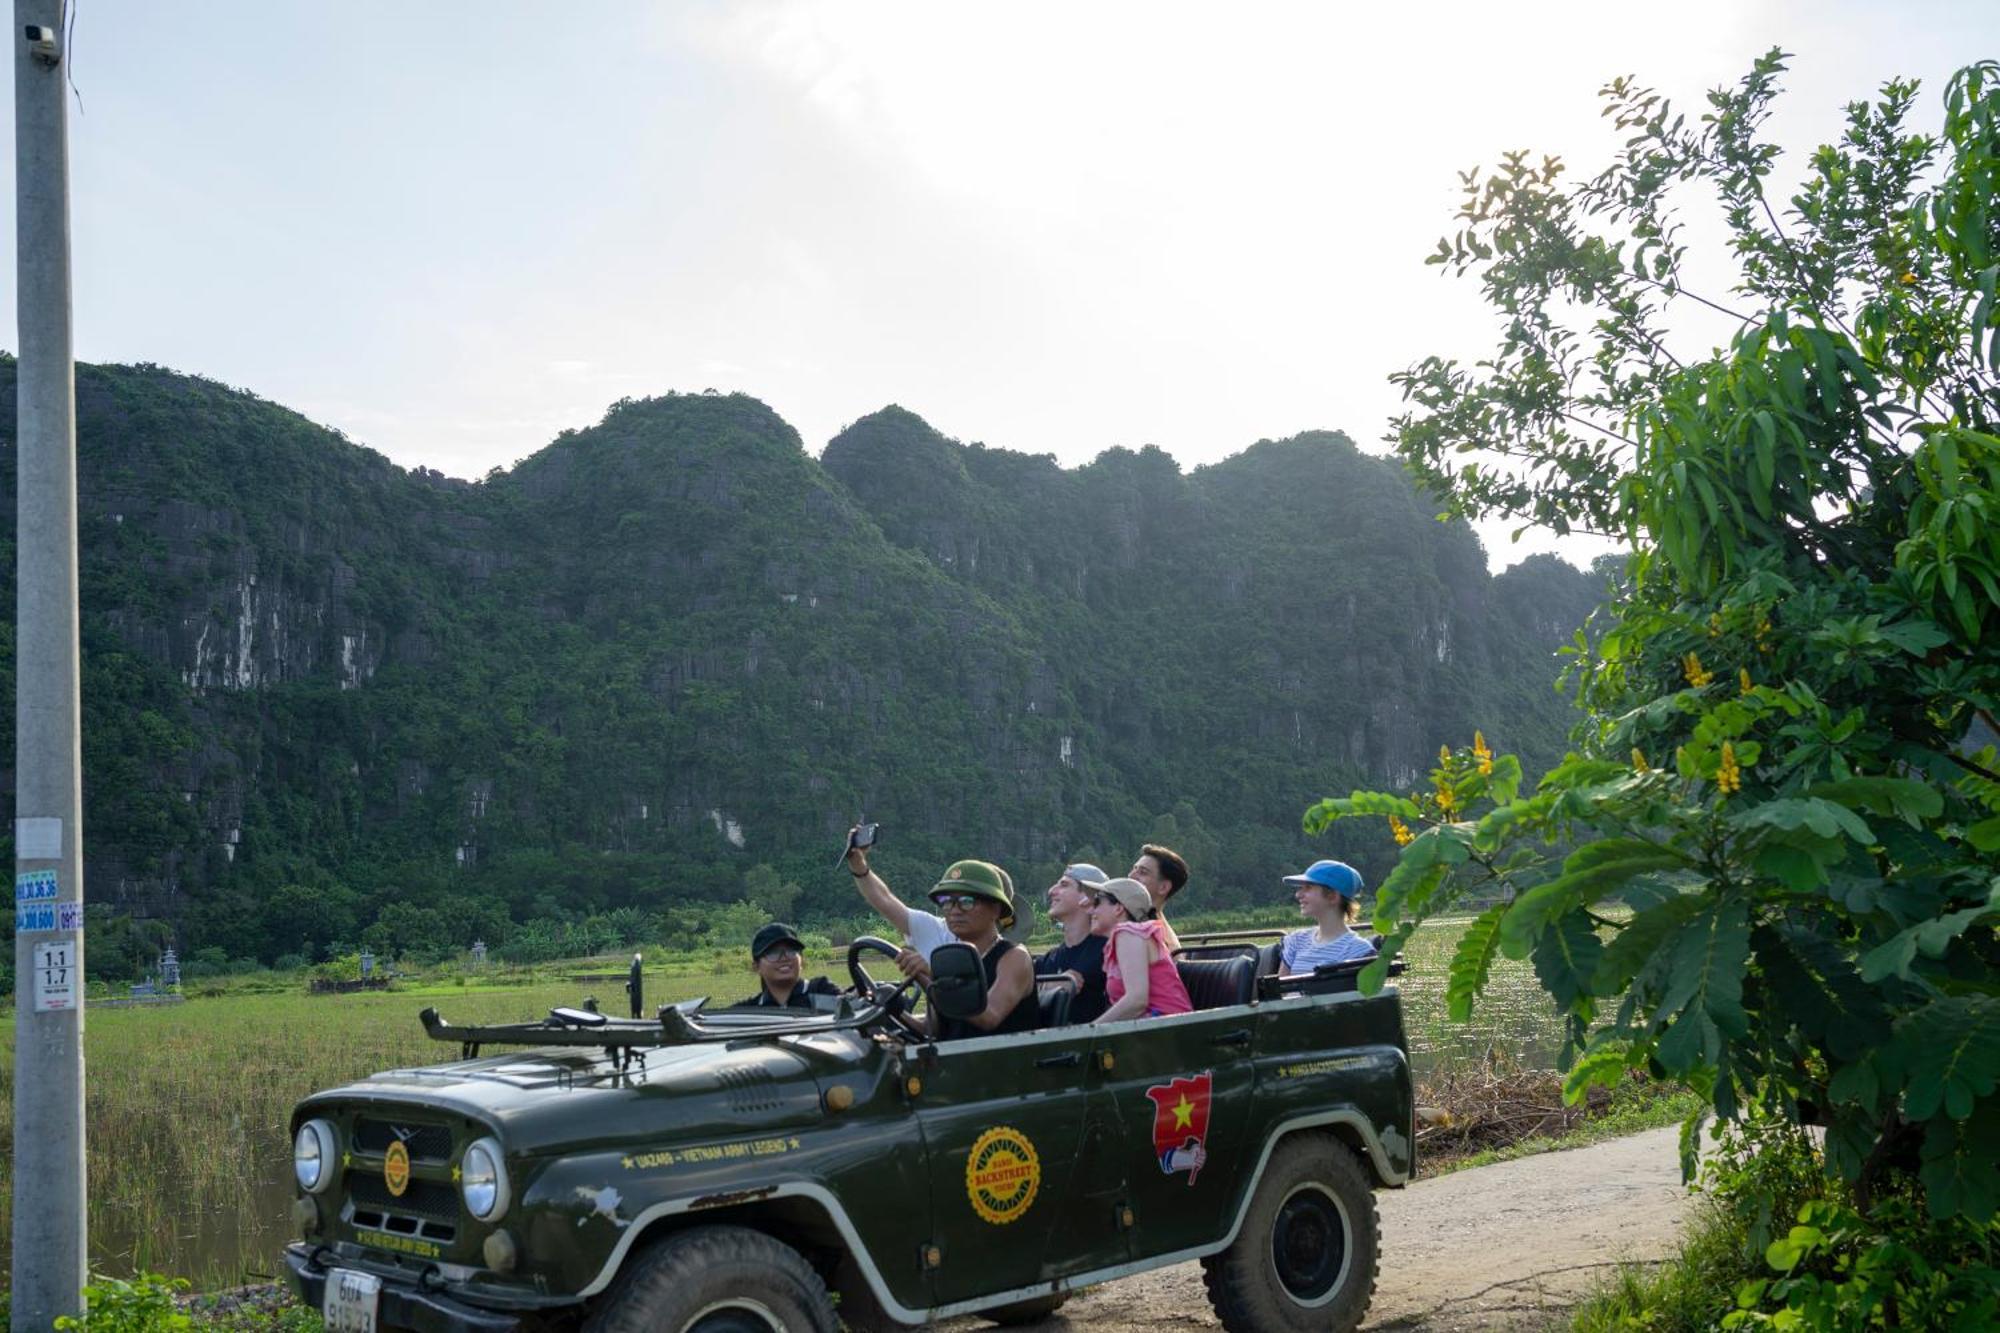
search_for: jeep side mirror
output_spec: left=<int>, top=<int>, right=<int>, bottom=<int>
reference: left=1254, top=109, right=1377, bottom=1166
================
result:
left=928, top=942, right=988, bottom=1022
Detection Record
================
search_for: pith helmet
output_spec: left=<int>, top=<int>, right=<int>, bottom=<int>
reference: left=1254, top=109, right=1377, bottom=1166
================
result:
left=931, top=859, right=1017, bottom=927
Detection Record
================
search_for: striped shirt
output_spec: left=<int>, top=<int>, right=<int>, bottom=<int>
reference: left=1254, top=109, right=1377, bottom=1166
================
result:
left=1280, top=928, right=1376, bottom=974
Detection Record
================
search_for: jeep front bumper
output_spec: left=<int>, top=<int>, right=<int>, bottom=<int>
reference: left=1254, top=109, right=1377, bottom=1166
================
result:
left=284, top=1245, right=521, bottom=1333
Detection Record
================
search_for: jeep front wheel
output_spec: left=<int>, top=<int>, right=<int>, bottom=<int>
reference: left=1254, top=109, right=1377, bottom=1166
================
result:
left=1200, top=1134, right=1378, bottom=1333
left=584, top=1225, right=839, bottom=1333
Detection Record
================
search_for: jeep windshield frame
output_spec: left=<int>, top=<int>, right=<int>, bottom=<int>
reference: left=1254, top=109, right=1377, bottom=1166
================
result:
left=418, top=994, right=899, bottom=1059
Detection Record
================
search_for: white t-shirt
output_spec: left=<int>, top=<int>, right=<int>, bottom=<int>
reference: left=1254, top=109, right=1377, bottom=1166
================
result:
left=1280, top=927, right=1377, bottom=973
left=906, top=909, right=955, bottom=959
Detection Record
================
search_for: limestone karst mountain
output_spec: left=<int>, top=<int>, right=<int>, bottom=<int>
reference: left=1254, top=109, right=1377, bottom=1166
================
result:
left=0, top=360, right=1605, bottom=970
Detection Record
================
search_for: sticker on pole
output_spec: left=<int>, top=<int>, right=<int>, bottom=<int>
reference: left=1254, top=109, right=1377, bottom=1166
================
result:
left=14, top=816, right=61, bottom=859
left=33, top=938, right=77, bottom=1012
left=15, top=871, right=80, bottom=933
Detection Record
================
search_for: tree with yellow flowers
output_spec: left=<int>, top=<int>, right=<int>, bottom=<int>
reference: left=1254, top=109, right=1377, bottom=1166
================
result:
left=1307, top=54, right=2000, bottom=1302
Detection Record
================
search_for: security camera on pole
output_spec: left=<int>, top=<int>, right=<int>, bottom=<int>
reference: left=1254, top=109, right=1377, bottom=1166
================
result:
left=12, top=0, right=88, bottom=1319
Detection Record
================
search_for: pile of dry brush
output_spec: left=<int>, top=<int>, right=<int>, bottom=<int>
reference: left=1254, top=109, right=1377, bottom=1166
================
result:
left=1412, top=1059, right=1663, bottom=1166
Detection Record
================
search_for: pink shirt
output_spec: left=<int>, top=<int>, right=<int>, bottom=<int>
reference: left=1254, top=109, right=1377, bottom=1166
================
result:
left=1103, top=921, right=1194, bottom=1017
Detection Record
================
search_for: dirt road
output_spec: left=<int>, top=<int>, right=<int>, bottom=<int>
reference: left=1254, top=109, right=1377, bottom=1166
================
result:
left=951, top=1125, right=1695, bottom=1331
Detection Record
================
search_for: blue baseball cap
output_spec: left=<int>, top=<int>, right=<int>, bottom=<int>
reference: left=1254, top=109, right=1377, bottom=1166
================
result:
left=1283, top=860, right=1365, bottom=897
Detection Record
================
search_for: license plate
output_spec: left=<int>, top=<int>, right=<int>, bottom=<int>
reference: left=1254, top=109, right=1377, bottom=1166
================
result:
left=322, top=1268, right=381, bottom=1333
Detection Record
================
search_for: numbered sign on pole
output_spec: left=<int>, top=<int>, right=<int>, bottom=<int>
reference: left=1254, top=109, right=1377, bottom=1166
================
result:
left=34, top=937, right=77, bottom=1012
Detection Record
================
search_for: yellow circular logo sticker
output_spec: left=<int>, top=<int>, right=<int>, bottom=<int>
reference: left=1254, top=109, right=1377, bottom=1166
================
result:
left=384, top=1139, right=411, bottom=1197
left=966, top=1126, right=1039, bottom=1225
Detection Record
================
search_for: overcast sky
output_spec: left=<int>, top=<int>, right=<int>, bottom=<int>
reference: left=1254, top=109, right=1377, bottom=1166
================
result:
left=4, top=1, right=1994, bottom=568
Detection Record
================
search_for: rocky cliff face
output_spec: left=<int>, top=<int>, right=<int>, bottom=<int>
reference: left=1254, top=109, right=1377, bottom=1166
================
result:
left=0, top=363, right=1604, bottom=959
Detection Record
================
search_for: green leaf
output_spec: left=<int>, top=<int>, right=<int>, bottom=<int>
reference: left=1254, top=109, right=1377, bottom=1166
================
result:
left=1446, top=901, right=1508, bottom=1022
left=1755, top=923, right=1889, bottom=1060
left=1752, top=840, right=1834, bottom=891
left=1877, top=617, right=1951, bottom=656
left=1968, top=815, right=2000, bottom=853
left=1827, top=1059, right=1881, bottom=1113
left=1859, top=881, right=2000, bottom=982
left=1562, top=1041, right=1630, bottom=1105
left=1303, top=790, right=1423, bottom=833
left=1594, top=892, right=1705, bottom=993
left=1729, top=797, right=1876, bottom=845
left=1371, top=831, right=1445, bottom=929
left=1500, top=840, right=1684, bottom=959
left=1920, top=1108, right=2000, bottom=1222
left=1652, top=900, right=1752, bottom=1072
left=1533, top=909, right=1604, bottom=1013
left=1894, top=995, right=2000, bottom=1120
left=1486, top=753, right=1523, bottom=804
left=1803, top=775, right=1944, bottom=827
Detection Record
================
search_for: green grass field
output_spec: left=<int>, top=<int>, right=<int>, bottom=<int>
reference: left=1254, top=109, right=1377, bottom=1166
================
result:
left=0, top=914, right=1569, bottom=1286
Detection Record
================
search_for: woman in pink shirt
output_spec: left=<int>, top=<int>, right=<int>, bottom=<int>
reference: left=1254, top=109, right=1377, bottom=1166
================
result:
left=1089, top=877, right=1193, bottom=1022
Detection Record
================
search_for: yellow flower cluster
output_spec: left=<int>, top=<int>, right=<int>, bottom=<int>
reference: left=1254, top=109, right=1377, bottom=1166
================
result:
left=1755, top=615, right=1773, bottom=655
left=1472, top=730, right=1494, bottom=776
left=1718, top=742, right=1742, bottom=795
left=1707, top=613, right=1724, bottom=638
left=1388, top=814, right=1414, bottom=846
left=1632, top=748, right=1650, bottom=773
left=1683, top=652, right=1714, bottom=688
left=1739, top=667, right=1754, bottom=695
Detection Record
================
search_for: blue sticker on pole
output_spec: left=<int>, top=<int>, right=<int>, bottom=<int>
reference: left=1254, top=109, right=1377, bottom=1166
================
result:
left=13, top=873, right=79, bottom=932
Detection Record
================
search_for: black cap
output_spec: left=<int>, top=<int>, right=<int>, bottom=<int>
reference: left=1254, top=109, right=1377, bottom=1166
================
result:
left=751, top=922, right=804, bottom=961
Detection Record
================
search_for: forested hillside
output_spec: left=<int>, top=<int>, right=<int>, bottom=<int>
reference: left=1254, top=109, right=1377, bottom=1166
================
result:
left=0, top=361, right=1606, bottom=976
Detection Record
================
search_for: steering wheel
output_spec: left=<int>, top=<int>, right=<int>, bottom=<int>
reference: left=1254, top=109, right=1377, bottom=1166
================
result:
left=847, top=935, right=930, bottom=1034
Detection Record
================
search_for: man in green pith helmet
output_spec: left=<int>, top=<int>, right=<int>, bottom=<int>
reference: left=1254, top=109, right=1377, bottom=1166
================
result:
left=846, top=836, right=1036, bottom=1039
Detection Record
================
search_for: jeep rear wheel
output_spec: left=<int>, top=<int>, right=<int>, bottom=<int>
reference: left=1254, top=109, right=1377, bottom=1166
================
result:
left=584, top=1225, right=838, bottom=1333
left=1200, top=1134, right=1378, bottom=1333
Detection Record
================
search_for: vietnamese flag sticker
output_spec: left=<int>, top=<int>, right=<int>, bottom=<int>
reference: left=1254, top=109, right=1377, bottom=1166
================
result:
left=1145, top=1071, right=1213, bottom=1185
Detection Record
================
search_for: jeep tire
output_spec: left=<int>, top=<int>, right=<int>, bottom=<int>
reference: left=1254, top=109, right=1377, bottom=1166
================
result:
left=584, top=1225, right=839, bottom=1333
left=1200, top=1134, right=1378, bottom=1333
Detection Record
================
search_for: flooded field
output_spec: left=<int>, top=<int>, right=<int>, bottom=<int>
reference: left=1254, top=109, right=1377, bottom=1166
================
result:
left=0, top=914, right=1563, bottom=1285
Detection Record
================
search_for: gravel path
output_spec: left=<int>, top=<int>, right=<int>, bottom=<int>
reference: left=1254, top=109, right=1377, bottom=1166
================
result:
left=947, top=1125, right=1695, bottom=1332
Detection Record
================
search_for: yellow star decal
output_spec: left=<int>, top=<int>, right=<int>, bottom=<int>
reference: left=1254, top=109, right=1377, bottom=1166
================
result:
left=1172, top=1095, right=1194, bottom=1130
left=341, top=1151, right=352, bottom=1169
left=451, top=1164, right=462, bottom=1182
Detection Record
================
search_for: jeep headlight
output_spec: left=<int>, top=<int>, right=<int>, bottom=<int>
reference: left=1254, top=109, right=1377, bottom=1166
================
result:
left=294, top=1119, right=336, bottom=1194
left=461, top=1137, right=510, bottom=1222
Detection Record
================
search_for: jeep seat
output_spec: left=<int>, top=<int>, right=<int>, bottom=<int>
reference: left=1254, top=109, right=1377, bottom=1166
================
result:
left=1035, top=977, right=1075, bottom=1028
left=1176, top=955, right=1256, bottom=1010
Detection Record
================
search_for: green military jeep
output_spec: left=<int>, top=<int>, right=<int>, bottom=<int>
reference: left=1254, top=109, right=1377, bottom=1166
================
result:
left=284, top=932, right=1414, bottom=1333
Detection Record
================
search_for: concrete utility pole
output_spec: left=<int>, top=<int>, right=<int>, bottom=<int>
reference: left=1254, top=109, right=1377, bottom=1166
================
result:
left=12, top=0, right=87, bottom=1319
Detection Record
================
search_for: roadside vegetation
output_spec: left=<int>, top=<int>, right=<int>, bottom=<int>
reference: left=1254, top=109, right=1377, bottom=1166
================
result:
left=1342, top=50, right=2000, bottom=1328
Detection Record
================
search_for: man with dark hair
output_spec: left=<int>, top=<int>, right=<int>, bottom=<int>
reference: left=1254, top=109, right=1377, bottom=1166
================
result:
left=735, top=923, right=841, bottom=1009
left=1129, top=844, right=1190, bottom=953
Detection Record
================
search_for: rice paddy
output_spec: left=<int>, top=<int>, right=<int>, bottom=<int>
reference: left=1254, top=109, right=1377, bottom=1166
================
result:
left=0, top=913, right=1568, bottom=1287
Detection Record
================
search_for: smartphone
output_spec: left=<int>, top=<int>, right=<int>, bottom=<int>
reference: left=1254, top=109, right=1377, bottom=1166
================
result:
left=837, top=822, right=881, bottom=871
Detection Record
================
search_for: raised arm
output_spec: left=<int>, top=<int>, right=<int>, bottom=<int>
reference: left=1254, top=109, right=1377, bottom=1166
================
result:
left=847, top=843, right=913, bottom=937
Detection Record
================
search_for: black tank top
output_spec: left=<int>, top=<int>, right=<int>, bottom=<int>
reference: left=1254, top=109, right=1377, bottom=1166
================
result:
left=937, top=938, right=1038, bottom=1041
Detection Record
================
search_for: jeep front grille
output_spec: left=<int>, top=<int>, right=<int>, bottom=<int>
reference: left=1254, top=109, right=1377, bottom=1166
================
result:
left=353, top=1119, right=454, bottom=1163
left=349, top=1172, right=459, bottom=1222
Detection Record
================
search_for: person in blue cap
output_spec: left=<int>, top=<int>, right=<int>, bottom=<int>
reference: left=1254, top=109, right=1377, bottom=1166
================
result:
left=1279, top=860, right=1377, bottom=974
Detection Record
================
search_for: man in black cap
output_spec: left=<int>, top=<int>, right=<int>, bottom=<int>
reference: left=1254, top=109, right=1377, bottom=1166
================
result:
left=735, top=922, right=841, bottom=1009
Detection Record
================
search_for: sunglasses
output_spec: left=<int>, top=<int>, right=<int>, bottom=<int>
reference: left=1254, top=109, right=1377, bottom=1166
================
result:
left=758, top=944, right=802, bottom=959
left=931, top=893, right=991, bottom=911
